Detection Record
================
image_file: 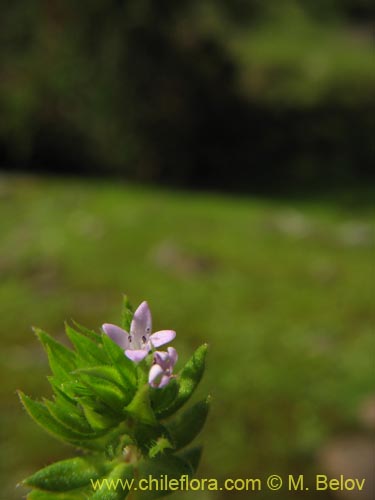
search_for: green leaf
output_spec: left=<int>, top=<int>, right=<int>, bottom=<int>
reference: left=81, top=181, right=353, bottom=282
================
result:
left=81, top=405, right=119, bottom=431
left=101, top=334, right=137, bottom=388
left=79, top=375, right=129, bottom=411
left=125, top=384, right=156, bottom=426
left=150, top=379, right=179, bottom=418
left=157, top=344, right=208, bottom=419
left=177, top=446, right=203, bottom=474
left=72, top=320, right=103, bottom=343
left=77, top=394, right=111, bottom=412
left=166, top=397, right=210, bottom=450
left=18, top=392, right=97, bottom=447
left=136, top=455, right=193, bottom=499
left=35, top=329, right=77, bottom=381
left=121, top=295, right=134, bottom=331
left=24, top=456, right=111, bottom=492
left=133, top=421, right=171, bottom=455
left=35, top=329, right=77, bottom=370
left=49, top=379, right=76, bottom=403
left=123, top=385, right=175, bottom=452
left=65, top=325, right=109, bottom=366
left=91, top=462, right=134, bottom=500
left=48, top=375, right=88, bottom=402
left=44, top=397, right=92, bottom=434
left=74, top=366, right=133, bottom=395
left=59, top=379, right=96, bottom=400
left=27, top=490, right=90, bottom=500
left=46, top=348, right=75, bottom=386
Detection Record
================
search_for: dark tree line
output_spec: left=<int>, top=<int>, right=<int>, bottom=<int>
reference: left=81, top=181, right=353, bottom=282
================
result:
left=1, top=0, right=374, bottom=191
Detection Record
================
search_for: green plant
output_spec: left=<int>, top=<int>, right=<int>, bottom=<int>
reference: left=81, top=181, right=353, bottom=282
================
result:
left=18, top=297, right=209, bottom=499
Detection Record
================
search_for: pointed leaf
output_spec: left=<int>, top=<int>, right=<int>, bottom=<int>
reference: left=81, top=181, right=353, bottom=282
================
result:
left=18, top=392, right=96, bottom=447
left=91, top=463, right=134, bottom=500
left=49, top=380, right=78, bottom=405
left=35, top=329, right=77, bottom=381
left=125, top=384, right=156, bottom=426
left=102, top=333, right=137, bottom=387
left=72, top=320, right=102, bottom=343
left=81, top=405, right=119, bottom=431
left=166, top=397, right=210, bottom=450
left=150, top=379, right=179, bottom=417
left=74, top=366, right=132, bottom=394
left=121, top=295, right=134, bottom=331
left=48, top=375, right=86, bottom=401
left=35, top=329, right=76, bottom=369
left=79, top=375, right=128, bottom=411
left=44, top=398, right=92, bottom=434
left=65, top=325, right=109, bottom=365
left=157, top=344, right=208, bottom=419
left=27, top=490, right=90, bottom=500
left=177, top=446, right=203, bottom=474
left=77, top=395, right=112, bottom=414
left=45, top=350, right=75, bottom=386
left=136, top=455, right=193, bottom=499
left=133, top=421, right=171, bottom=454
left=24, top=456, right=111, bottom=492
left=59, top=379, right=94, bottom=399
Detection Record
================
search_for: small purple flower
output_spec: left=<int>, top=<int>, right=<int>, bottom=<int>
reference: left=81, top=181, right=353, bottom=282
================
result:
left=148, top=347, right=178, bottom=388
left=102, top=301, right=176, bottom=362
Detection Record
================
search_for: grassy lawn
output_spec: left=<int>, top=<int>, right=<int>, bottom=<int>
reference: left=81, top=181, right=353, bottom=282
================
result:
left=1, top=175, right=373, bottom=499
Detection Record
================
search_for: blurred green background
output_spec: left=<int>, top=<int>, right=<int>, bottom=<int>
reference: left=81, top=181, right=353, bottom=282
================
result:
left=1, top=177, right=374, bottom=499
left=0, top=1, right=374, bottom=499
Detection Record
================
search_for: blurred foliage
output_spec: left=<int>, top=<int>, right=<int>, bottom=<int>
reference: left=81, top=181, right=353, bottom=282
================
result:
left=1, top=175, right=374, bottom=499
left=1, top=0, right=374, bottom=190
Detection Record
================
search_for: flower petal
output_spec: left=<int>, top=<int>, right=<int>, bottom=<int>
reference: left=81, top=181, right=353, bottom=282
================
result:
left=150, top=330, right=176, bottom=348
left=158, top=375, right=171, bottom=388
left=154, top=351, right=169, bottom=363
left=102, top=324, right=129, bottom=349
left=167, top=347, right=178, bottom=367
left=131, top=301, right=152, bottom=339
left=149, top=364, right=164, bottom=386
left=154, top=351, right=170, bottom=370
left=125, top=348, right=149, bottom=362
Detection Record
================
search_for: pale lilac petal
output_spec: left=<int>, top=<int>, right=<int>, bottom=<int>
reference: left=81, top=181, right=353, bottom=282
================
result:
left=154, top=351, right=170, bottom=368
left=150, top=330, right=176, bottom=348
left=158, top=375, right=171, bottom=388
left=148, top=364, right=164, bottom=385
left=167, top=347, right=178, bottom=367
left=102, top=324, right=129, bottom=349
left=131, top=301, right=152, bottom=338
left=125, top=349, right=149, bottom=362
